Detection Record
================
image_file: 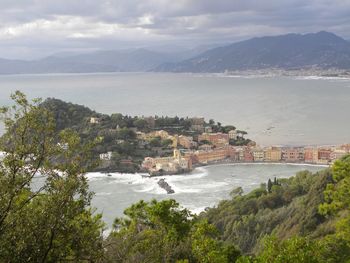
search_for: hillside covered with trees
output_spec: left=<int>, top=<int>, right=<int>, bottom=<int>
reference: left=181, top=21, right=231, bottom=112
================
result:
left=40, top=98, right=251, bottom=173
left=0, top=92, right=349, bottom=262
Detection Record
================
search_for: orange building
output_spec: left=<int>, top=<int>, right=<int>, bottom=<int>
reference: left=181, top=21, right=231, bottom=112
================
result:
left=304, top=147, right=318, bottom=163
left=264, top=147, right=282, bottom=162
left=178, top=135, right=196, bottom=149
left=318, top=148, right=332, bottom=161
left=198, top=132, right=229, bottom=147
left=185, top=146, right=235, bottom=164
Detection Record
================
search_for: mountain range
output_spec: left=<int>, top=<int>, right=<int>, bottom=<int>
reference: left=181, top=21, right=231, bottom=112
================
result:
left=155, top=31, right=350, bottom=72
left=0, top=31, right=350, bottom=74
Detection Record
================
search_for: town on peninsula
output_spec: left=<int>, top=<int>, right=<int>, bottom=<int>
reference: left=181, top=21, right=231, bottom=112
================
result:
left=41, top=98, right=350, bottom=177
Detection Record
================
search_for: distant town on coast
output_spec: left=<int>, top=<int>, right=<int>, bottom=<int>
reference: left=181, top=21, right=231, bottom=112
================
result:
left=34, top=98, right=349, bottom=176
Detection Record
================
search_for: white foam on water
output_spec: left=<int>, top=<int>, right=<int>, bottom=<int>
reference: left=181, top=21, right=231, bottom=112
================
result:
left=95, top=192, right=111, bottom=196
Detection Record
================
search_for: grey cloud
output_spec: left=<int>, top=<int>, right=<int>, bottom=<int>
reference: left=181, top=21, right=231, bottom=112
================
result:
left=0, top=0, right=349, bottom=59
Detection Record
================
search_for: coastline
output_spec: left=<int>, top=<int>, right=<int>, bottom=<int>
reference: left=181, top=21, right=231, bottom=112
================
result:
left=190, top=160, right=329, bottom=174
left=95, top=160, right=329, bottom=178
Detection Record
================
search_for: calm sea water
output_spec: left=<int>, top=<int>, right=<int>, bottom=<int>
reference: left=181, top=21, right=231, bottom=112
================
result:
left=0, top=73, right=349, bottom=145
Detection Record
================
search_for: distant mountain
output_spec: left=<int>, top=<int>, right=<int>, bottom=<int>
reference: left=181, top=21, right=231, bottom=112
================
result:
left=155, top=31, right=350, bottom=72
left=2, top=32, right=349, bottom=74
left=0, top=49, right=178, bottom=74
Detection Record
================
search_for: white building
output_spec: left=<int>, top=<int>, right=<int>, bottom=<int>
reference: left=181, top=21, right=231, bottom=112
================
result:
left=99, top=152, right=113, bottom=161
left=252, top=148, right=265, bottom=161
left=90, top=117, right=100, bottom=124
left=330, top=149, right=347, bottom=161
left=228, top=130, right=238, bottom=140
left=142, top=149, right=192, bottom=173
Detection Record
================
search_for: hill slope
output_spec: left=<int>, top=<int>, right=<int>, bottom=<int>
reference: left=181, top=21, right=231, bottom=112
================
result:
left=0, top=49, right=175, bottom=74
left=203, top=169, right=335, bottom=254
left=155, top=31, right=350, bottom=72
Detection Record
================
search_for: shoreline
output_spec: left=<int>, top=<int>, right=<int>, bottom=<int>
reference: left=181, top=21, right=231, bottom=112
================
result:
left=0, top=71, right=349, bottom=80
left=190, top=160, right=329, bottom=174
left=96, top=160, right=329, bottom=177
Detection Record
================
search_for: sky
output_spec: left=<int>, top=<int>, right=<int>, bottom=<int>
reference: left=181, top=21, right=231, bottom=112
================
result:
left=0, top=0, right=350, bottom=59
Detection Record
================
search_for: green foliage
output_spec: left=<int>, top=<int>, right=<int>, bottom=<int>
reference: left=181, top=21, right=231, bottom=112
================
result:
left=204, top=170, right=332, bottom=254
left=318, top=155, right=350, bottom=261
left=251, top=236, right=328, bottom=263
left=229, top=138, right=252, bottom=146
left=105, top=199, right=240, bottom=263
left=0, top=91, right=104, bottom=262
left=41, top=98, right=246, bottom=173
left=319, top=155, right=350, bottom=215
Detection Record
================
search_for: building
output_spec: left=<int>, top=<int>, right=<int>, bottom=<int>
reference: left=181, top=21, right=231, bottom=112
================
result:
left=330, top=149, right=347, bottom=161
left=189, top=117, right=205, bottom=132
left=243, top=149, right=254, bottom=162
left=199, top=144, right=213, bottom=151
left=264, top=147, right=282, bottom=162
left=282, top=147, right=304, bottom=162
left=318, top=148, right=332, bottom=163
left=100, top=152, right=112, bottom=161
left=185, top=146, right=235, bottom=164
left=204, top=126, right=213, bottom=133
left=142, top=149, right=192, bottom=174
left=178, top=135, right=197, bottom=149
left=198, top=132, right=229, bottom=147
left=90, top=117, right=100, bottom=124
left=304, top=147, right=318, bottom=163
left=228, top=130, right=238, bottom=140
left=252, top=147, right=265, bottom=162
left=340, top=144, right=350, bottom=152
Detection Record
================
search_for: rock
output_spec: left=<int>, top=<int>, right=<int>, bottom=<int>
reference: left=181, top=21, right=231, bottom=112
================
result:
left=157, top=178, right=175, bottom=194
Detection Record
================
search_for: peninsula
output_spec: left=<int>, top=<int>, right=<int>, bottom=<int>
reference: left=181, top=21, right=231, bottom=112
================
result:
left=41, top=98, right=350, bottom=176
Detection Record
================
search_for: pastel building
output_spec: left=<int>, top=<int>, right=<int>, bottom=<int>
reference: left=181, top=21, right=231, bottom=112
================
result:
left=318, top=148, right=332, bottom=164
left=252, top=147, right=265, bottom=162
left=178, top=135, right=197, bottom=149
left=185, top=146, right=235, bottom=164
left=281, top=147, right=304, bottom=162
left=190, top=117, right=205, bottom=132
left=228, top=130, right=238, bottom=140
left=264, top=147, right=282, bottom=162
left=304, top=147, right=318, bottom=163
left=330, top=149, right=348, bottom=162
left=198, top=132, right=229, bottom=147
left=142, top=149, right=192, bottom=174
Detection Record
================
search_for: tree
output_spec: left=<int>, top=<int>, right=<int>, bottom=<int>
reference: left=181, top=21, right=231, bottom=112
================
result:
left=149, top=136, right=162, bottom=147
left=250, top=236, right=327, bottom=263
left=318, top=155, right=350, bottom=261
left=0, top=91, right=104, bottom=262
left=230, top=187, right=244, bottom=198
left=191, top=220, right=240, bottom=263
left=267, top=179, right=273, bottom=193
left=133, top=118, right=147, bottom=130
left=105, top=199, right=240, bottom=263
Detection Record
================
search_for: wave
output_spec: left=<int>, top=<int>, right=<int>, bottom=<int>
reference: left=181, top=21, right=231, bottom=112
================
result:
left=295, top=76, right=350, bottom=81
left=203, top=162, right=328, bottom=169
left=95, top=192, right=111, bottom=196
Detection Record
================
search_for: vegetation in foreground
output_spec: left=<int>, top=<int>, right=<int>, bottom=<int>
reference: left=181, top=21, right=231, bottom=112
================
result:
left=0, top=92, right=349, bottom=262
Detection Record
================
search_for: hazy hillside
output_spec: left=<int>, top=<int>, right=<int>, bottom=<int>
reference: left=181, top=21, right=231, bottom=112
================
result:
left=0, top=49, right=177, bottom=74
left=1, top=31, right=350, bottom=74
left=155, top=31, right=350, bottom=72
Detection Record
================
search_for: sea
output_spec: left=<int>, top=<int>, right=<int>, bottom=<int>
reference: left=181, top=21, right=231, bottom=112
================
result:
left=0, top=72, right=348, bottom=227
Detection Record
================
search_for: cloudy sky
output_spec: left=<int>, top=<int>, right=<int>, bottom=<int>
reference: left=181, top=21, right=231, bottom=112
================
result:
left=0, top=0, right=349, bottom=59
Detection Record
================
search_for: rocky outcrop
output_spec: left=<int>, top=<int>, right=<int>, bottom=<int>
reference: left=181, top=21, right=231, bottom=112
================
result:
left=157, top=179, right=175, bottom=194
